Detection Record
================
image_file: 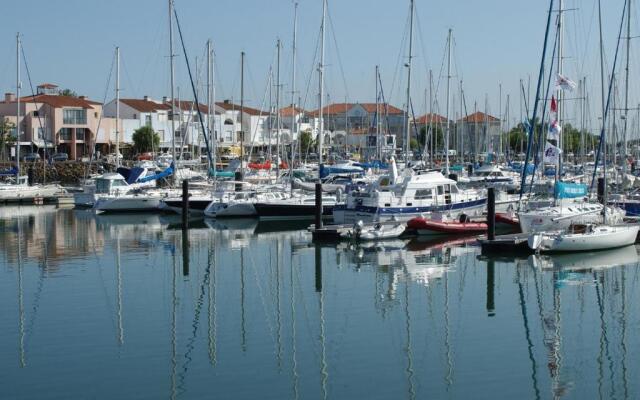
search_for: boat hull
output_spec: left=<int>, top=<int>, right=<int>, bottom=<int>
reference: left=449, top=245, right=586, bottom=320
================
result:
left=529, top=224, right=639, bottom=252
left=94, top=196, right=163, bottom=212
left=254, top=203, right=334, bottom=220
left=333, top=198, right=486, bottom=225
left=407, top=217, right=487, bottom=236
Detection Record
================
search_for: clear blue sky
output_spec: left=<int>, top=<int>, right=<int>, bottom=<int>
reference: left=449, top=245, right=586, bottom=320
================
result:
left=0, top=0, right=633, bottom=129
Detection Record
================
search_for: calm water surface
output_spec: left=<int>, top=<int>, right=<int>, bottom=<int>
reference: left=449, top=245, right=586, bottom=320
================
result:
left=1, top=206, right=640, bottom=399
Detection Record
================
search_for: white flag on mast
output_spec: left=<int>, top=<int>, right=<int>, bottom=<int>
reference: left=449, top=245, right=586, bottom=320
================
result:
left=543, top=142, right=562, bottom=164
left=556, top=74, right=577, bottom=92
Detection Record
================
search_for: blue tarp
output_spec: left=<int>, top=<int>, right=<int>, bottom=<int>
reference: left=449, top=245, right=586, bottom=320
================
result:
left=319, top=164, right=364, bottom=178
left=137, top=163, right=175, bottom=183
left=554, top=181, right=588, bottom=199
left=0, top=166, right=18, bottom=176
left=354, top=160, right=388, bottom=169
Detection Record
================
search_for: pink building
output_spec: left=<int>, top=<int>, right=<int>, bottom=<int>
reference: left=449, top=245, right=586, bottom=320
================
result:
left=0, top=83, right=116, bottom=160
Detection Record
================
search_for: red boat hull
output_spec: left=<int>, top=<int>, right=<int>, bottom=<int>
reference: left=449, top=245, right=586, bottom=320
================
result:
left=407, top=217, right=488, bottom=236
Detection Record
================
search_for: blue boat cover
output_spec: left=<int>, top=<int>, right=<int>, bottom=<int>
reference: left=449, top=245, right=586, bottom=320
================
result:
left=137, top=163, right=174, bottom=183
left=554, top=181, right=587, bottom=199
left=0, top=166, right=18, bottom=176
left=126, top=167, right=146, bottom=184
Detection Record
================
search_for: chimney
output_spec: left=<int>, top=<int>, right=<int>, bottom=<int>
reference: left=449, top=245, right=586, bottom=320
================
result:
left=144, top=95, right=150, bottom=101
left=162, top=96, right=168, bottom=103
left=224, top=99, right=230, bottom=104
left=4, top=93, right=15, bottom=102
left=79, top=95, right=87, bottom=100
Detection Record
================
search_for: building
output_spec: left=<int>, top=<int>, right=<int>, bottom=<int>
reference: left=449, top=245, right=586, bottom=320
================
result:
left=457, top=111, right=501, bottom=156
left=306, top=102, right=405, bottom=155
left=0, top=83, right=115, bottom=160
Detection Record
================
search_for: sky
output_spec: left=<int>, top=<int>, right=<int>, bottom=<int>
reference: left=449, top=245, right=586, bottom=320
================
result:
left=0, top=0, right=635, bottom=130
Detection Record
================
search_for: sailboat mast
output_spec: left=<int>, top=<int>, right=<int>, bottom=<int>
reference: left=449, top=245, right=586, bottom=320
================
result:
left=404, top=0, right=415, bottom=167
left=598, top=0, right=607, bottom=223
left=240, top=51, right=245, bottom=175
left=291, top=2, right=298, bottom=171
left=169, top=0, right=177, bottom=166
left=16, top=33, right=20, bottom=175
left=445, top=28, right=452, bottom=174
left=623, top=0, right=632, bottom=172
left=115, top=46, right=121, bottom=168
left=376, top=65, right=380, bottom=160
left=557, top=0, right=564, bottom=174
left=318, top=0, right=326, bottom=168
left=206, top=39, right=212, bottom=172
left=276, top=39, right=282, bottom=178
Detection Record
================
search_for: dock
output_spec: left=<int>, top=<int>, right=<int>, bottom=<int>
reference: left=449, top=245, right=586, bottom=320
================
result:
left=477, top=233, right=533, bottom=255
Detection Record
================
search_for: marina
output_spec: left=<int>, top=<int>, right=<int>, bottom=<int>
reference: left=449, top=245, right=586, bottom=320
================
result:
left=3, top=0, right=640, bottom=397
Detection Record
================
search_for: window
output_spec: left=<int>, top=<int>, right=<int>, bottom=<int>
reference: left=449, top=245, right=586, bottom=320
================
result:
left=76, top=128, right=86, bottom=141
left=145, top=114, right=152, bottom=127
left=60, top=128, right=72, bottom=141
left=63, top=108, right=87, bottom=124
left=415, top=189, right=433, bottom=200
left=437, top=186, right=444, bottom=195
left=33, top=110, right=39, bottom=117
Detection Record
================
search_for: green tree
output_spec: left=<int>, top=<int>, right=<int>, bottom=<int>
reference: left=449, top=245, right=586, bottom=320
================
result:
left=58, top=89, right=78, bottom=97
left=299, top=130, right=315, bottom=154
left=132, top=126, right=160, bottom=153
left=0, top=118, right=16, bottom=161
left=419, top=125, right=444, bottom=156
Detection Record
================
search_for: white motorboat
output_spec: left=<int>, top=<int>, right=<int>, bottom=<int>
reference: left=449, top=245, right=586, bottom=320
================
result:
left=339, top=220, right=406, bottom=241
left=203, top=190, right=291, bottom=218
left=528, top=223, right=639, bottom=253
left=333, top=159, right=485, bottom=224
left=0, top=175, right=62, bottom=201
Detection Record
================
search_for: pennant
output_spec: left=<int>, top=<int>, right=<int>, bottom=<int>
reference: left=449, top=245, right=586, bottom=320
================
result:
left=550, top=96, right=557, bottom=113
left=543, top=142, right=562, bottom=164
left=556, top=74, right=576, bottom=92
left=548, top=120, right=562, bottom=141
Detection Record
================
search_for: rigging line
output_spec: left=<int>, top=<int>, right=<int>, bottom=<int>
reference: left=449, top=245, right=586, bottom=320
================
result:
left=591, top=0, right=629, bottom=191
left=326, top=3, right=350, bottom=101
left=172, top=6, right=214, bottom=171
left=299, top=12, right=322, bottom=112
left=388, top=6, right=411, bottom=107
left=414, top=2, right=432, bottom=77
left=20, top=42, right=48, bottom=153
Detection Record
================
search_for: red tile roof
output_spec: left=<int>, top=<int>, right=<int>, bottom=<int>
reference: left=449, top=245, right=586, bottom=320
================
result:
left=459, top=111, right=499, bottom=123
left=414, top=113, right=448, bottom=124
left=2, top=94, right=100, bottom=109
left=359, top=103, right=404, bottom=115
left=307, top=102, right=404, bottom=117
left=37, top=83, right=59, bottom=89
left=216, top=101, right=265, bottom=116
left=121, top=98, right=170, bottom=112
left=280, top=105, right=305, bottom=117
left=168, top=100, right=210, bottom=114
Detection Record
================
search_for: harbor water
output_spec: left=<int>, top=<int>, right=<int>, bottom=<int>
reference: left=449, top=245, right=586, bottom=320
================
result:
left=2, top=206, right=640, bottom=399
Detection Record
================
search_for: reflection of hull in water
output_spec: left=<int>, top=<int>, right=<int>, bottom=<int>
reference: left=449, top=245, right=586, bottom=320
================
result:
left=529, top=245, right=639, bottom=272
left=0, top=205, right=58, bottom=219
left=406, top=235, right=478, bottom=252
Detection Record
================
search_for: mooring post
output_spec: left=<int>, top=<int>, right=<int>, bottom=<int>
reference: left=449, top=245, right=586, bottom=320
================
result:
left=315, top=182, right=323, bottom=229
left=182, top=179, right=189, bottom=225
left=487, top=187, right=495, bottom=241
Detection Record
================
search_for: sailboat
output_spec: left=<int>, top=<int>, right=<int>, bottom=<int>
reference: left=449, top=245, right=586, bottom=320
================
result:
left=3, top=33, right=63, bottom=202
left=528, top=0, right=639, bottom=253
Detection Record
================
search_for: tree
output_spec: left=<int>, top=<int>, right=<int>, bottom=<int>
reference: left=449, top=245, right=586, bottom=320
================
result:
left=299, top=130, right=315, bottom=154
left=58, top=89, right=78, bottom=97
left=0, top=118, right=15, bottom=161
left=132, top=126, right=160, bottom=153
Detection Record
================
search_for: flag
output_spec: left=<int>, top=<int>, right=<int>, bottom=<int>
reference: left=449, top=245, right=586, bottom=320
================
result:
left=543, top=142, right=562, bottom=164
left=550, top=96, right=557, bottom=113
left=548, top=120, right=562, bottom=140
left=556, top=74, right=576, bottom=91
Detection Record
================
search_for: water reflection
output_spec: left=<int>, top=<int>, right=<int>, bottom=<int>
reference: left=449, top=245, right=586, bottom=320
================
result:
left=2, top=207, right=640, bottom=399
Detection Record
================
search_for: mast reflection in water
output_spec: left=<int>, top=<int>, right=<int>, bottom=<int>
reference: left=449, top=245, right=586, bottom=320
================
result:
left=1, top=206, right=640, bottom=399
